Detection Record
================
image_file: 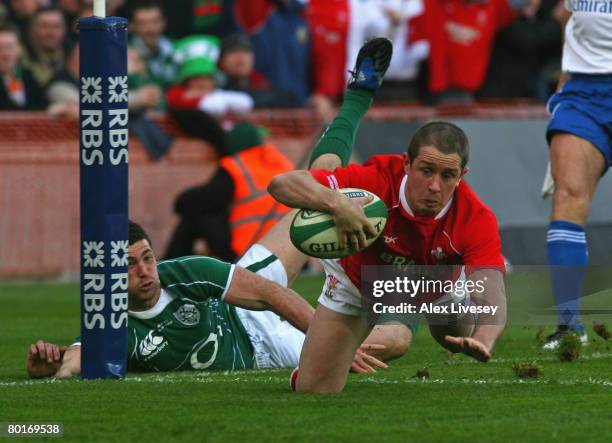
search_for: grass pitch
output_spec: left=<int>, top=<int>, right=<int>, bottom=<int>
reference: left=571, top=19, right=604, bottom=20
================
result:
left=1, top=277, right=611, bottom=442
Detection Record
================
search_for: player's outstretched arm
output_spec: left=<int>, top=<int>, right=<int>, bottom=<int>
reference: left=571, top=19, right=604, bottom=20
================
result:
left=350, top=344, right=389, bottom=373
left=442, top=270, right=507, bottom=362
left=467, top=269, right=507, bottom=352
left=54, top=345, right=81, bottom=378
left=269, top=170, right=345, bottom=213
left=27, top=340, right=66, bottom=378
left=224, top=266, right=314, bottom=333
left=442, top=336, right=492, bottom=362
left=27, top=341, right=81, bottom=379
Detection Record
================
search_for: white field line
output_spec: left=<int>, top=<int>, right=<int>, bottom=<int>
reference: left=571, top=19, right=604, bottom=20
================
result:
left=1, top=376, right=610, bottom=388
left=356, top=377, right=612, bottom=387
left=3, top=353, right=610, bottom=388
left=443, top=351, right=612, bottom=365
left=2, top=373, right=611, bottom=388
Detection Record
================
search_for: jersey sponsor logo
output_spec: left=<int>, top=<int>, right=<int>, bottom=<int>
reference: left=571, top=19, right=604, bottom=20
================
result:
left=190, top=333, right=219, bottom=370
left=379, top=251, right=415, bottom=268
left=568, top=0, right=612, bottom=14
left=173, top=304, right=200, bottom=326
left=139, top=330, right=168, bottom=359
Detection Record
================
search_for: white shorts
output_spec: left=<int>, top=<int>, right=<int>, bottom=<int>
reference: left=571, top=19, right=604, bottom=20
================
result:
left=317, top=259, right=363, bottom=317
left=235, top=244, right=305, bottom=369
left=317, top=259, right=472, bottom=323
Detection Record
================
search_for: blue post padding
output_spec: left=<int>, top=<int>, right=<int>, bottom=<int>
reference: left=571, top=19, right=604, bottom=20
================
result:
left=79, top=16, right=129, bottom=379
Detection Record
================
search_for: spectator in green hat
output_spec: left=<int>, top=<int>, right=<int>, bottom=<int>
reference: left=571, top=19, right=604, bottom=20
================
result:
left=167, top=35, right=253, bottom=117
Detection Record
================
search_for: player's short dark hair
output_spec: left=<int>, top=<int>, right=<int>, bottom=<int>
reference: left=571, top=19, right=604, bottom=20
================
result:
left=407, top=121, right=469, bottom=169
left=0, top=23, right=19, bottom=36
left=128, top=0, right=163, bottom=21
left=129, top=220, right=152, bottom=247
left=31, top=6, right=64, bottom=23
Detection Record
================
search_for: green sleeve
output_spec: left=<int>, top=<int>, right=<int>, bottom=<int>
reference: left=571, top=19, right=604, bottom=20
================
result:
left=156, top=256, right=235, bottom=301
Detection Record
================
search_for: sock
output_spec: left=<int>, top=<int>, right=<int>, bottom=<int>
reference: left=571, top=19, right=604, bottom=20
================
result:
left=309, top=89, right=373, bottom=167
left=547, top=221, right=588, bottom=334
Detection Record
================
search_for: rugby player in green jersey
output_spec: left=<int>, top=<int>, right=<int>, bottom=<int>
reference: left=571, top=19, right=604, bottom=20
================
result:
left=28, top=220, right=411, bottom=378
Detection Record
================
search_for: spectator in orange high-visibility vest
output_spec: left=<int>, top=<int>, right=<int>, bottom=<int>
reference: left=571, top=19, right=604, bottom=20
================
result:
left=165, top=120, right=293, bottom=261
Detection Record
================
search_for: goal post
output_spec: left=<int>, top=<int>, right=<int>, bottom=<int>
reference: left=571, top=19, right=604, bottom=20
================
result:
left=78, top=1, right=129, bottom=379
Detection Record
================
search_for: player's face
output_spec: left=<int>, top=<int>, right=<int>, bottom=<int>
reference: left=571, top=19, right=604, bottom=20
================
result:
left=404, top=146, right=465, bottom=216
left=185, top=75, right=216, bottom=95
left=131, top=8, right=165, bottom=49
left=220, top=49, right=255, bottom=79
left=31, top=12, right=65, bottom=51
left=128, top=239, right=161, bottom=309
left=0, top=32, right=20, bottom=74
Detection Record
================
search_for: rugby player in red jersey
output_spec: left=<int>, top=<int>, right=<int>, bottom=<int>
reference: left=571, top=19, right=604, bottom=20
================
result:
left=269, top=38, right=507, bottom=393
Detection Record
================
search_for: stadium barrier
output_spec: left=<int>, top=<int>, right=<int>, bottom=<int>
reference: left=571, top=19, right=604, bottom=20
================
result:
left=0, top=110, right=317, bottom=277
left=2, top=104, right=609, bottom=277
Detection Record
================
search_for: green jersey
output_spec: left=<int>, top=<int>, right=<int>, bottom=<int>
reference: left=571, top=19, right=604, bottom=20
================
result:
left=127, top=256, right=255, bottom=372
left=129, top=36, right=177, bottom=92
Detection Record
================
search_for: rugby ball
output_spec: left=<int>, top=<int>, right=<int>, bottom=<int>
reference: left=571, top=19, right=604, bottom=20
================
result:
left=289, top=188, right=388, bottom=259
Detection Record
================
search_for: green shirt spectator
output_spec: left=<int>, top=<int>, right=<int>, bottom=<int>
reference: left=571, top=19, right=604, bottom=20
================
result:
left=128, top=1, right=178, bottom=93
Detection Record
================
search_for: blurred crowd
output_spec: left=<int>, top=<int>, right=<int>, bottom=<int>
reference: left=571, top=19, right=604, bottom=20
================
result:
left=0, top=0, right=565, bottom=118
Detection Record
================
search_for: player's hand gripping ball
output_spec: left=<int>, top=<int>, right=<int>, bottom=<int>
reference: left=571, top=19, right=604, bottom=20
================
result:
left=289, top=188, right=388, bottom=259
